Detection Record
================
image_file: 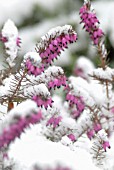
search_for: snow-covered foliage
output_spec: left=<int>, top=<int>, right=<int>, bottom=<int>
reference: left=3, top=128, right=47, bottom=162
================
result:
left=0, top=19, right=21, bottom=67
left=0, top=1, right=114, bottom=170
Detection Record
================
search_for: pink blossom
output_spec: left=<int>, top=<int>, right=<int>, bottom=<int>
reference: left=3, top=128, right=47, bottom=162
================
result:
left=46, top=116, right=62, bottom=129
left=87, top=129, right=95, bottom=140
left=93, top=123, right=102, bottom=132
left=16, top=37, right=21, bottom=47
left=0, top=111, right=42, bottom=148
left=25, top=59, right=44, bottom=76
left=102, top=141, right=110, bottom=152
left=67, top=134, right=76, bottom=142
left=80, top=3, right=104, bottom=45
left=38, top=31, right=77, bottom=66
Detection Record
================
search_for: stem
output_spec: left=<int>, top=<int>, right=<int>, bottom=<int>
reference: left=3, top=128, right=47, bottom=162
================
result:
left=98, top=43, right=106, bottom=70
left=106, top=81, right=109, bottom=99
left=105, top=80, right=110, bottom=110
left=11, top=69, right=27, bottom=100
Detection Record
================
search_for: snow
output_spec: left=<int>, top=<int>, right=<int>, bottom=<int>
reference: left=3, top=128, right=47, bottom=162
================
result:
left=0, top=75, right=15, bottom=97
left=27, top=66, right=64, bottom=86
left=8, top=124, right=101, bottom=170
left=97, top=129, right=108, bottom=141
left=37, top=24, right=76, bottom=51
left=24, top=84, right=50, bottom=98
left=1, top=19, right=19, bottom=67
left=69, top=76, right=106, bottom=107
left=90, top=67, right=114, bottom=81
left=2, top=19, right=18, bottom=36
left=61, top=117, right=76, bottom=130
left=74, top=56, right=95, bottom=80
left=23, top=52, right=41, bottom=65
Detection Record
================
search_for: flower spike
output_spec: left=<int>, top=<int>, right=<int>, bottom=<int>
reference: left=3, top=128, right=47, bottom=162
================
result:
left=36, top=25, right=77, bottom=66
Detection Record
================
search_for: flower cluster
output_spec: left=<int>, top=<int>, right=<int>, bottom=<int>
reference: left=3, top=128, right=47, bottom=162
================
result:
left=36, top=25, right=77, bottom=66
left=87, top=123, right=102, bottom=140
left=79, top=2, right=104, bottom=45
left=48, top=75, right=67, bottom=90
left=66, top=93, right=85, bottom=119
left=46, top=116, right=62, bottom=129
left=0, top=111, right=42, bottom=148
left=24, top=84, right=53, bottom=109
left=23, top=52, right=44, bottom=76
left=28, top=66, right=67, bottom=90
left=0, top=100, right=42, bottom=148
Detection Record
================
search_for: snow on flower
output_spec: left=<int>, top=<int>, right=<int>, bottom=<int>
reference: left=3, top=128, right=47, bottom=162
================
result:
left=0, top=100, right=42, bottom=148
left=36, top=25, right=77, bottom=66
left=90, top=67, right=114, bottom=82
left=23, top=52, right=44, bottom=76
left=24, top=83, right=53, bottom=109
left=0, top=19, right=21, bottom=67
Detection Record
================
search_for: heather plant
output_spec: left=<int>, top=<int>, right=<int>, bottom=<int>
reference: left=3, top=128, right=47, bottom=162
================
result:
left=0, top=0, right=114, bottom=170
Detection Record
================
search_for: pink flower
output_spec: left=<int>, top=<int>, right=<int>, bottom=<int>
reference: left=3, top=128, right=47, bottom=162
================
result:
left=0, top=34, right=8, bottom=43
left=87, top=129, right=95, bottom=140
left=16, top=37, right=21, bottom=47
left=25, top=59, right=44, bottom=76
left=0, top=111, right=42, bottom=148
left=37, top=26, right=77, bottom=66
left=48, top=76, right=67, bottom=89
left=102, top=141, right=110, bottom=152
left=93, top=123, right=102, bottom=132
left=66, top=93, right=85, bottom=117
left=46, top=116, right=62, bottom=129
left=32, top=95, right=53, bottom=109
left=80, top=3, right=104, bottom=45
left=72, top=110, right=80, bottom=119
left=67, top=134, right=76, bottom=142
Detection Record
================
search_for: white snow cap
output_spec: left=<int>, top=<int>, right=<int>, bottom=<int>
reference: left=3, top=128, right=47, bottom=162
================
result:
left=90, top=67, right=114, bottom=81
left=28, top=66, right=64, bottom=85
left=37, top=25, right=76, bottom=51
left=97, top=129, right=108, bottom=141
left=74, top=56, right=95, bottom=79
left=1, top=19, right=19, bottom=67
left=23, top=52, right=42, bottom=65
left=24, top=83, right=50, bottom=98
left=2, top=19, right=18, bottom=37
left=69, top=76, right=105, bottom=107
